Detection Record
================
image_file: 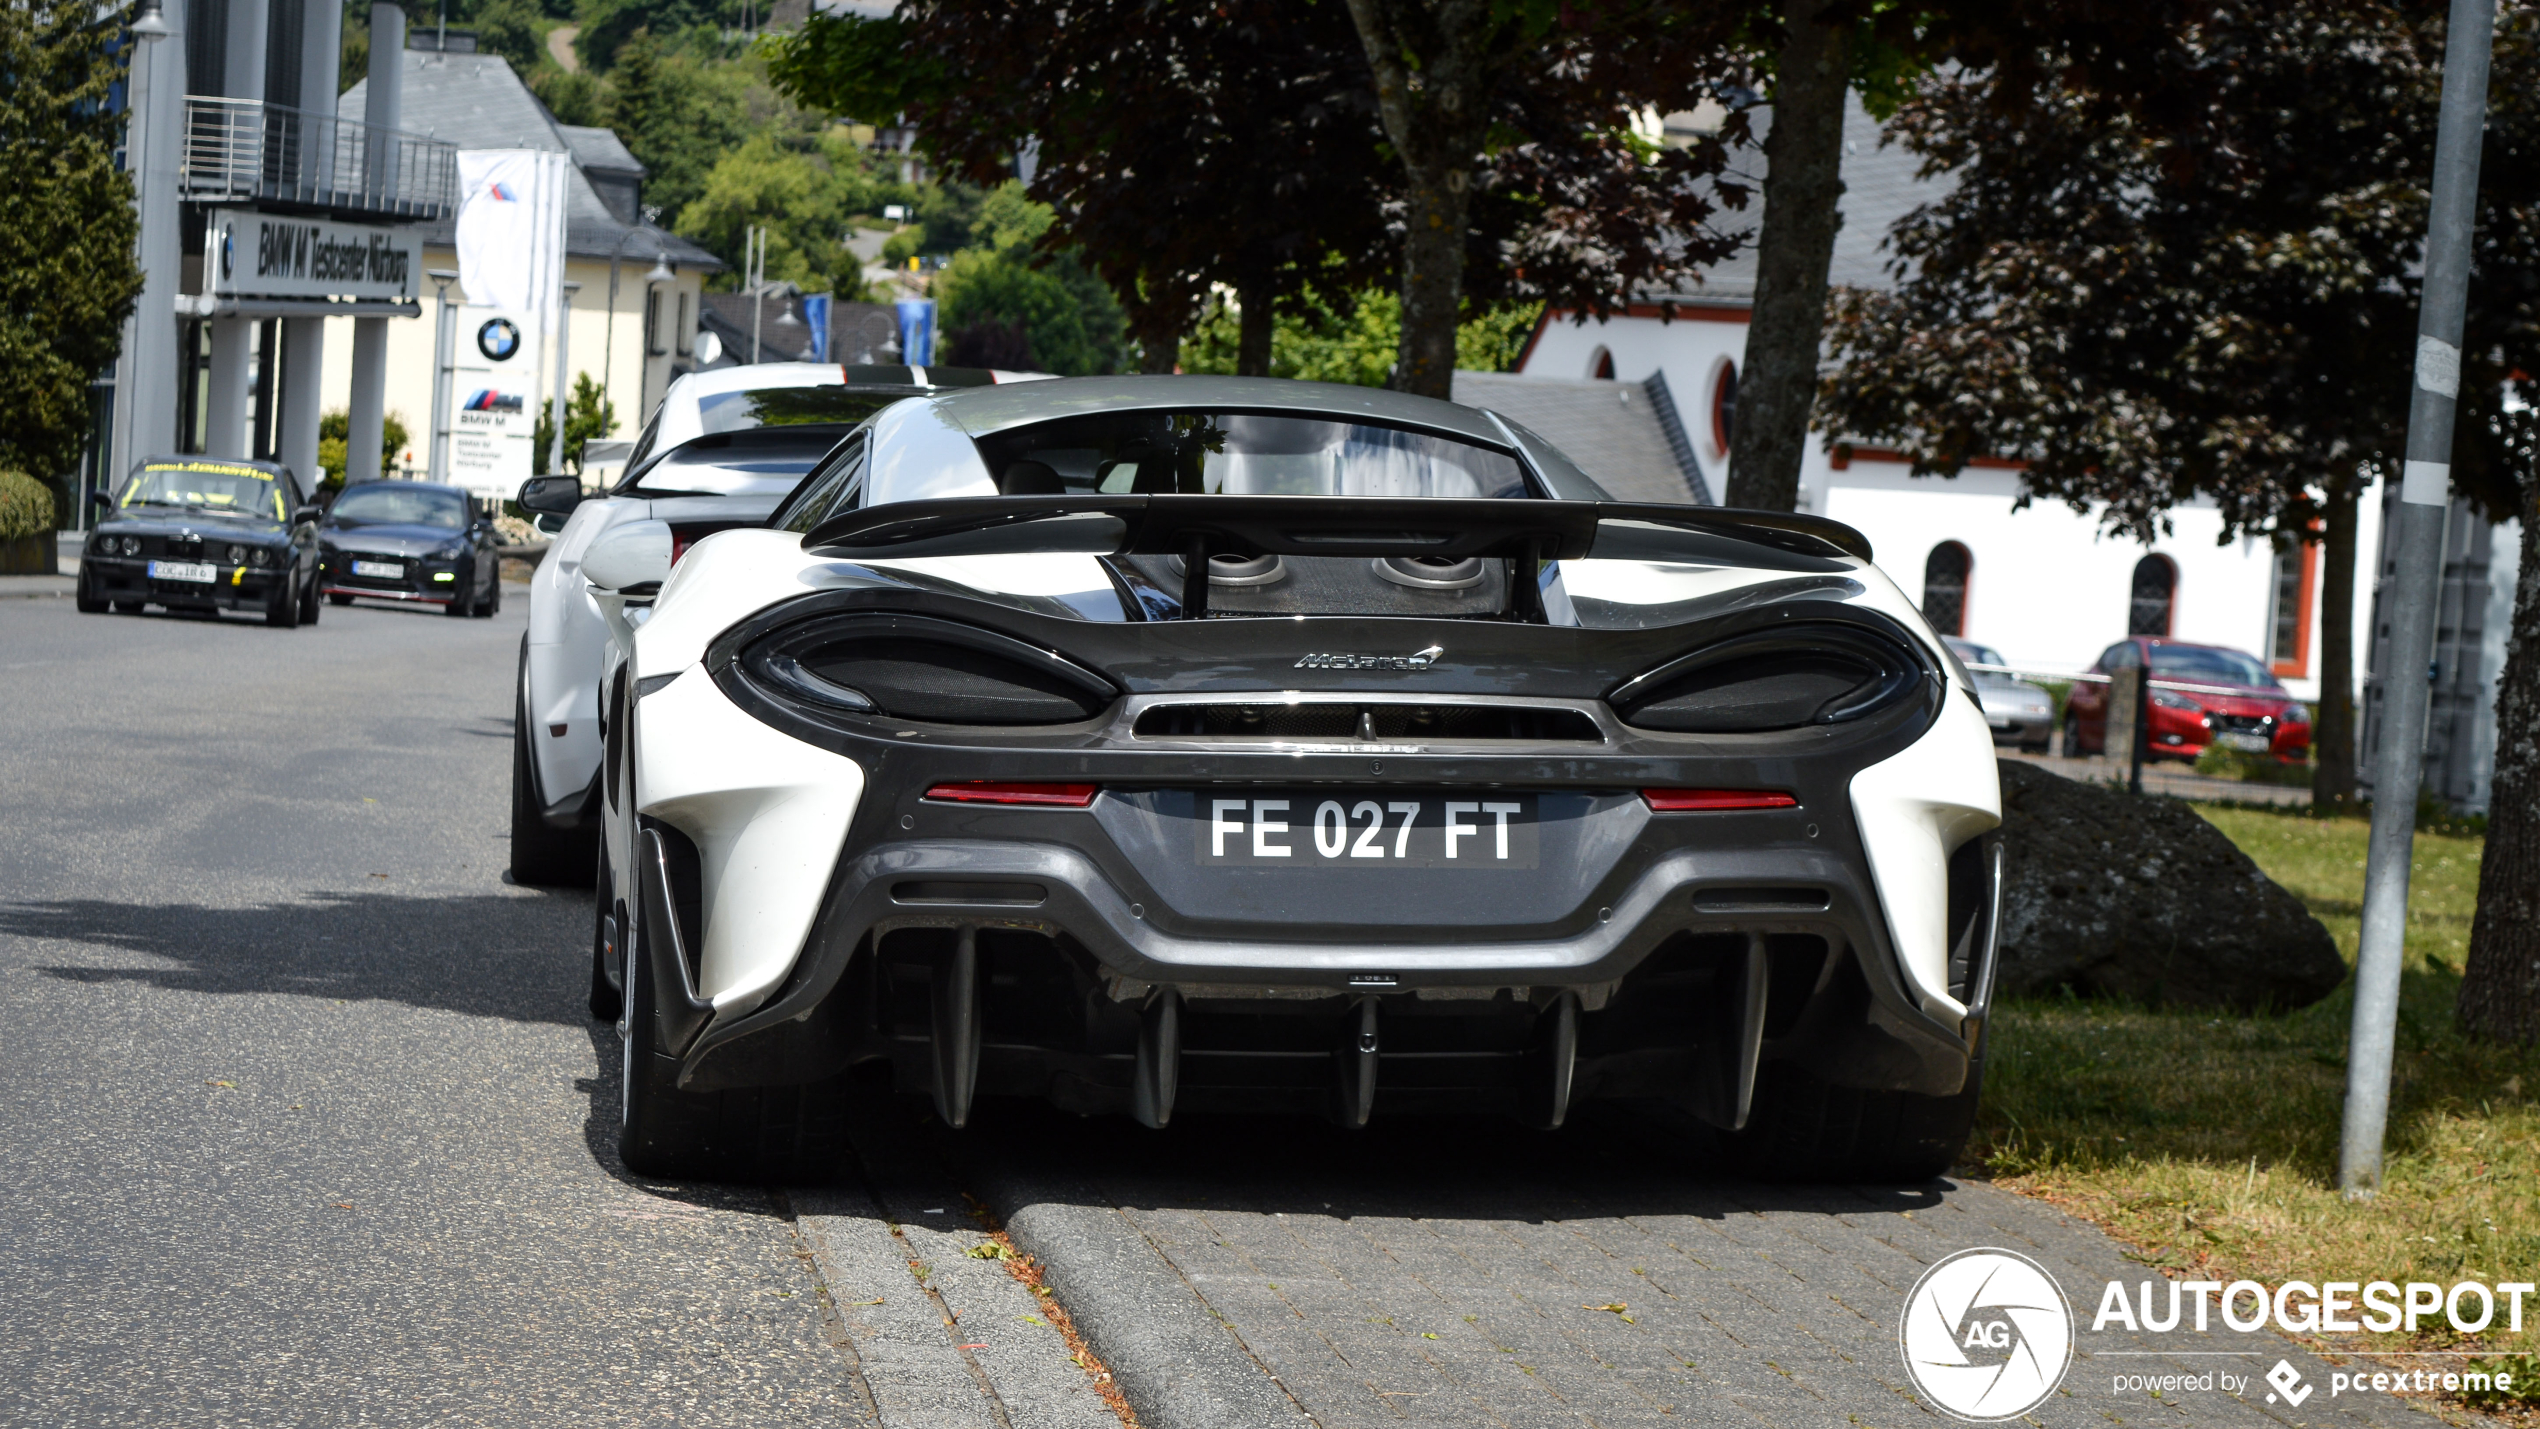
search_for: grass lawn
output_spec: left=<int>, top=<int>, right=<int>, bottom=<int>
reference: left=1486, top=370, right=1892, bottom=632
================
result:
left=1974, top=803, right=2540, bottom=1406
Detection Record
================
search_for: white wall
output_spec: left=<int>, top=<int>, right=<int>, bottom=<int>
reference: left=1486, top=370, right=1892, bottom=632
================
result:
left=1520, top=308, right=2378, bottom=702
left=318, top=247, right=709, bottom=471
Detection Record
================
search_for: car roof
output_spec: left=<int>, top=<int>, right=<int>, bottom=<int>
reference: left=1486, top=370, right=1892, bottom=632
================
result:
left=924, top=374, right=1513, bottom=445
left=337, top=479, right=475, bottom=497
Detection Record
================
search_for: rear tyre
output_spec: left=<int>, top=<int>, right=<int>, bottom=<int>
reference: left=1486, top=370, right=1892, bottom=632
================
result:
left=617, top=884, right=846, bottom=1183
left=483, top=569, right=502, bottom=616
left=509, top=639, right=597, bottom=887
left=75, top=566, right=106, bottom=614
left=327, top=592, right=354, bottom=607
left=1728, top=1061, right=1983, bottom=1184
left=2062, top=712, right=2084, bottom=756
left=299, top=569, right=321, bottom=624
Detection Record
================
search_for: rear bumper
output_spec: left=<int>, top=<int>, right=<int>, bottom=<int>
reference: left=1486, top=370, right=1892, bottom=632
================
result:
left=634, top=661, right=1998, bottom=1124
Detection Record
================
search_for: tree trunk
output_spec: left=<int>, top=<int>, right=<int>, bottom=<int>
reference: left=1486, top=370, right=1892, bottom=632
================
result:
left=1342, top=0, right=1487, bottom=400
left=1724, top=0, right=1850, bottom=512
left=1236, top=270, right=1276, bottom=378
left=2313, top=478, right=2361, bottom=810
left=2459, top=492, right=2540, bottom=1042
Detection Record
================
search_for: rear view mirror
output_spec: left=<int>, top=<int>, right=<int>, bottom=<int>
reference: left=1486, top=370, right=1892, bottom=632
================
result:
left=581, top=519, right=671, bottom=594
left=294, top=504, right=325, bottom=524
left=89, top=489, right=111, bottom=513
left=518, top=475, right=586, bottom=518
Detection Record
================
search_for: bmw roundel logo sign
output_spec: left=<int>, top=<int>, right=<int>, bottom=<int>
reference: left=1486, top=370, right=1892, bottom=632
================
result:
left=476, top=317, right=522, bottom=363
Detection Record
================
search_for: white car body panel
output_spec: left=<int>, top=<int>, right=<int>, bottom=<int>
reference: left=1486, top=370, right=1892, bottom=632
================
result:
left=1847, top=693, right=2002, bottom=1023
left=633, top=666, right=866, bottom=1016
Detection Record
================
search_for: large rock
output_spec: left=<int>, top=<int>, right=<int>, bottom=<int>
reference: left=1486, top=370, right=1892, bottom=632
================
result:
left=1993, top=761, right=2346, bottom=1011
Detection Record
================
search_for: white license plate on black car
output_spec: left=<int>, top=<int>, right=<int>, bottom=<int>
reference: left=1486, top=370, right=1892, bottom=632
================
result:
left=351, top=560, right=401, bottom=578
left=148, top=560, right=215, bottom=583
left=1195, top=792, right=1538, bottom=869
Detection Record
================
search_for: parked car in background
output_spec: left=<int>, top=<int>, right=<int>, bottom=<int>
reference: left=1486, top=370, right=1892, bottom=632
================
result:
left=2064, top=638, right=2312, bottom=762
left=77, top=455, right=322, bottom=627
left=1942, top=637, right=2054, bottom=753
left=317, top=481, right=504, bottom=617
left=506, top=362, right=1051, bottom=886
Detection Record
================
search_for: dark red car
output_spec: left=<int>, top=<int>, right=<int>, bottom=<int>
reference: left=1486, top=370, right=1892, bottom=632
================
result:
left=2064, top=638, right=2312, bottom=762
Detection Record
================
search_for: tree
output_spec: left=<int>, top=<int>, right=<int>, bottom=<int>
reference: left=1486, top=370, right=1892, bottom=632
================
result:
left=1181, top=288, right=1539, bottom=386
left=675, top=129, right=890, bottom=293
left=930, top=184, right=1129, bottom=376
left=767, top=2, right=1394, bottom=376
left=600, top=28, right=755, bottom=225
left=1337, top=0, right=1754, bottom=397
left=317, top=409, right=411, bottom=491
left=533, top=375, right=619, bottom=476
left=1723, top=0, right=2237, bottom=512
left=473, top=0, right=545, bottom=76
left=1815, top=1, right=2539, bottom=820
left=0, top=0, right=143, bottom=510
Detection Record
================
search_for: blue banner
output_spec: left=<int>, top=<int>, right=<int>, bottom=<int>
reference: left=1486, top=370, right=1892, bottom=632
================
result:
left=895, top=298, right=936, bottom=367
left=802, top=293, right=831, bottom=362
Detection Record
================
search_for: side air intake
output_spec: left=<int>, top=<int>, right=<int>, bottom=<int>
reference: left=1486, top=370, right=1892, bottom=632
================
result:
left=742, top=613, right=1116, bottom=726
left=1608, top=624, right=1928, bottom=734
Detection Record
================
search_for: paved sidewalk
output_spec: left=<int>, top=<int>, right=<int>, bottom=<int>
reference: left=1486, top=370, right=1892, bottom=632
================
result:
left=0, top=573, right=75, bottom=599
left=924, top=1107, right=2465, bottom=1429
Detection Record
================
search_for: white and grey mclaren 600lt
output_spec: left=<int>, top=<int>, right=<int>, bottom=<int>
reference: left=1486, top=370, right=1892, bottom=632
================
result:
left=576, top=376, right=2004, bottom=1183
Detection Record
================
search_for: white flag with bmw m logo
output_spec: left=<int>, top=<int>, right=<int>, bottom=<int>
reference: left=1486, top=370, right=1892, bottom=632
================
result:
left=454, top=150, right=568, bottom=321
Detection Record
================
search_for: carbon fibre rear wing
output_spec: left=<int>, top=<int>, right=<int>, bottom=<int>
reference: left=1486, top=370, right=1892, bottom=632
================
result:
left=803, top=495, right=1871, bottom=620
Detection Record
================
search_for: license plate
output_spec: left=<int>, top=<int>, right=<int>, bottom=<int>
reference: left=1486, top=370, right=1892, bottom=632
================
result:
left=148, top=560, right=215, bottom=583
left=1195, top=791, right=1538, bottom=869
left=2218, top=732, right=2271, bottom=753
left=351, top=560, right=402, bottom=578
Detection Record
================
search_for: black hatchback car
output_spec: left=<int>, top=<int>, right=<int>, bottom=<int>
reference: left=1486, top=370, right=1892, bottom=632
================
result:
left=79, top=455, right=323, bottom=626
left=317, top=480, right=503, bottom=616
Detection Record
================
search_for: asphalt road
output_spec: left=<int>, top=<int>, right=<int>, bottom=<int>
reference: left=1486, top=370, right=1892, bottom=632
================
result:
left=0, top=589, right=2469, bottom=1429
left=0, top=593, right=869, bottom=1426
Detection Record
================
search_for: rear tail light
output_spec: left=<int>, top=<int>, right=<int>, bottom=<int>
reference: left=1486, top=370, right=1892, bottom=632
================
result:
left=923, top=781, right=1099, bottom=807
left=1641, top=789, right=1799, bottom=812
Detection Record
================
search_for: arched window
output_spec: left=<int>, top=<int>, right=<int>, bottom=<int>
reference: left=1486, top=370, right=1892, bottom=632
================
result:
left=1589, top=347, right=1616, bottom=380
left=1710, top=359, right=1738, bottom=456
left=2129, top=554, right=2177, bottom=636
left=1922, top=542, right=1971, bottom=636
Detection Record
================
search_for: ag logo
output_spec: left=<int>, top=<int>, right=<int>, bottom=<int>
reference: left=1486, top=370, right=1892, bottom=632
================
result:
left=1899, top=1248, right=2073, bottom=1421
left=476, top=316, right=522, bottom=363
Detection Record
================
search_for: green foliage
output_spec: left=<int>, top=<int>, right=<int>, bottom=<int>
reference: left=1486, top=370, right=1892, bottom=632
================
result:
left=315, top=409, right=412, bottom=491
left=1180, top=290, right=1541, bottom=388
left=468, top=0, right=545, bottom=74
left=934, top=247, right=1127, bottom=378
left=0, top=468, right=56, bottom=539
left=530, top=67, right=604, bottom=124
left=532, top=374, right=619, bottom=476
left=676, top=129, right=891, bottom=293
left=0, top=0, right=142, bottom=487
left=759, top=12, right=941, bottom=125
left=575, top=0, right=720, bottom=74
left=880, top=180, right=986, bottom=267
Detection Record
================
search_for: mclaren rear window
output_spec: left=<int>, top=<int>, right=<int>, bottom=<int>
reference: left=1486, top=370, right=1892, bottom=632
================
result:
left=971, top=411, right=1532, bottom=500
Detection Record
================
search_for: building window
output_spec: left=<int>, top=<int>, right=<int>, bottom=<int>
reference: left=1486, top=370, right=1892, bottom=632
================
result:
left=676, top=293, right=693, bottom=356
left=1589, top=346, right=1615, bottom=380
left=2128, top=554, right=2177, bottom=637
left=645, top=289, right=666, bottom=357
left=1922, top=541, right=1971, bottom=636
left=1709, top=358, right=1737, bottom=457
left=2269, top=538, right=2318, bottom=677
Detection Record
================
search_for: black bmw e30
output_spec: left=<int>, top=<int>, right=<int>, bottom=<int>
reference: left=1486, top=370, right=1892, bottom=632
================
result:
left=315, top=480, right=503, bottom=616
left=79, top=455, right=323, bottom=627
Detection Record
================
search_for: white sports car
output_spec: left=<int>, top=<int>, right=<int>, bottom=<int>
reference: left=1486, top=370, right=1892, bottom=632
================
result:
left=508, top=362, right=1040, bottom=884
left=578, top=376, right=2004, bottom=1184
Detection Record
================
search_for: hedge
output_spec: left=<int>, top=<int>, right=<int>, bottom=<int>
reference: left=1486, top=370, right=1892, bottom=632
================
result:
left=0, top=470, right=55, bottom=540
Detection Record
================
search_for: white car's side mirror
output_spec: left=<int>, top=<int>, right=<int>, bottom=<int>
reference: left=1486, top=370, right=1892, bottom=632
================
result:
left=583, top=519, right=672, bottom=593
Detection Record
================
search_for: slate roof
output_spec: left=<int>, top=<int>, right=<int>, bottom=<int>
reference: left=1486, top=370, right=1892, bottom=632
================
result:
left=1631, top=91, right=1952, bottom=308
left=340, top=50, right=720, bottom=270
left=1452, top=370, right=1707, bottom=505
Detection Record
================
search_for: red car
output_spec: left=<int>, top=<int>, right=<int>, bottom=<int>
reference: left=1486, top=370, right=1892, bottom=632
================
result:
left=2064, top=638, right=2312, bottom=762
